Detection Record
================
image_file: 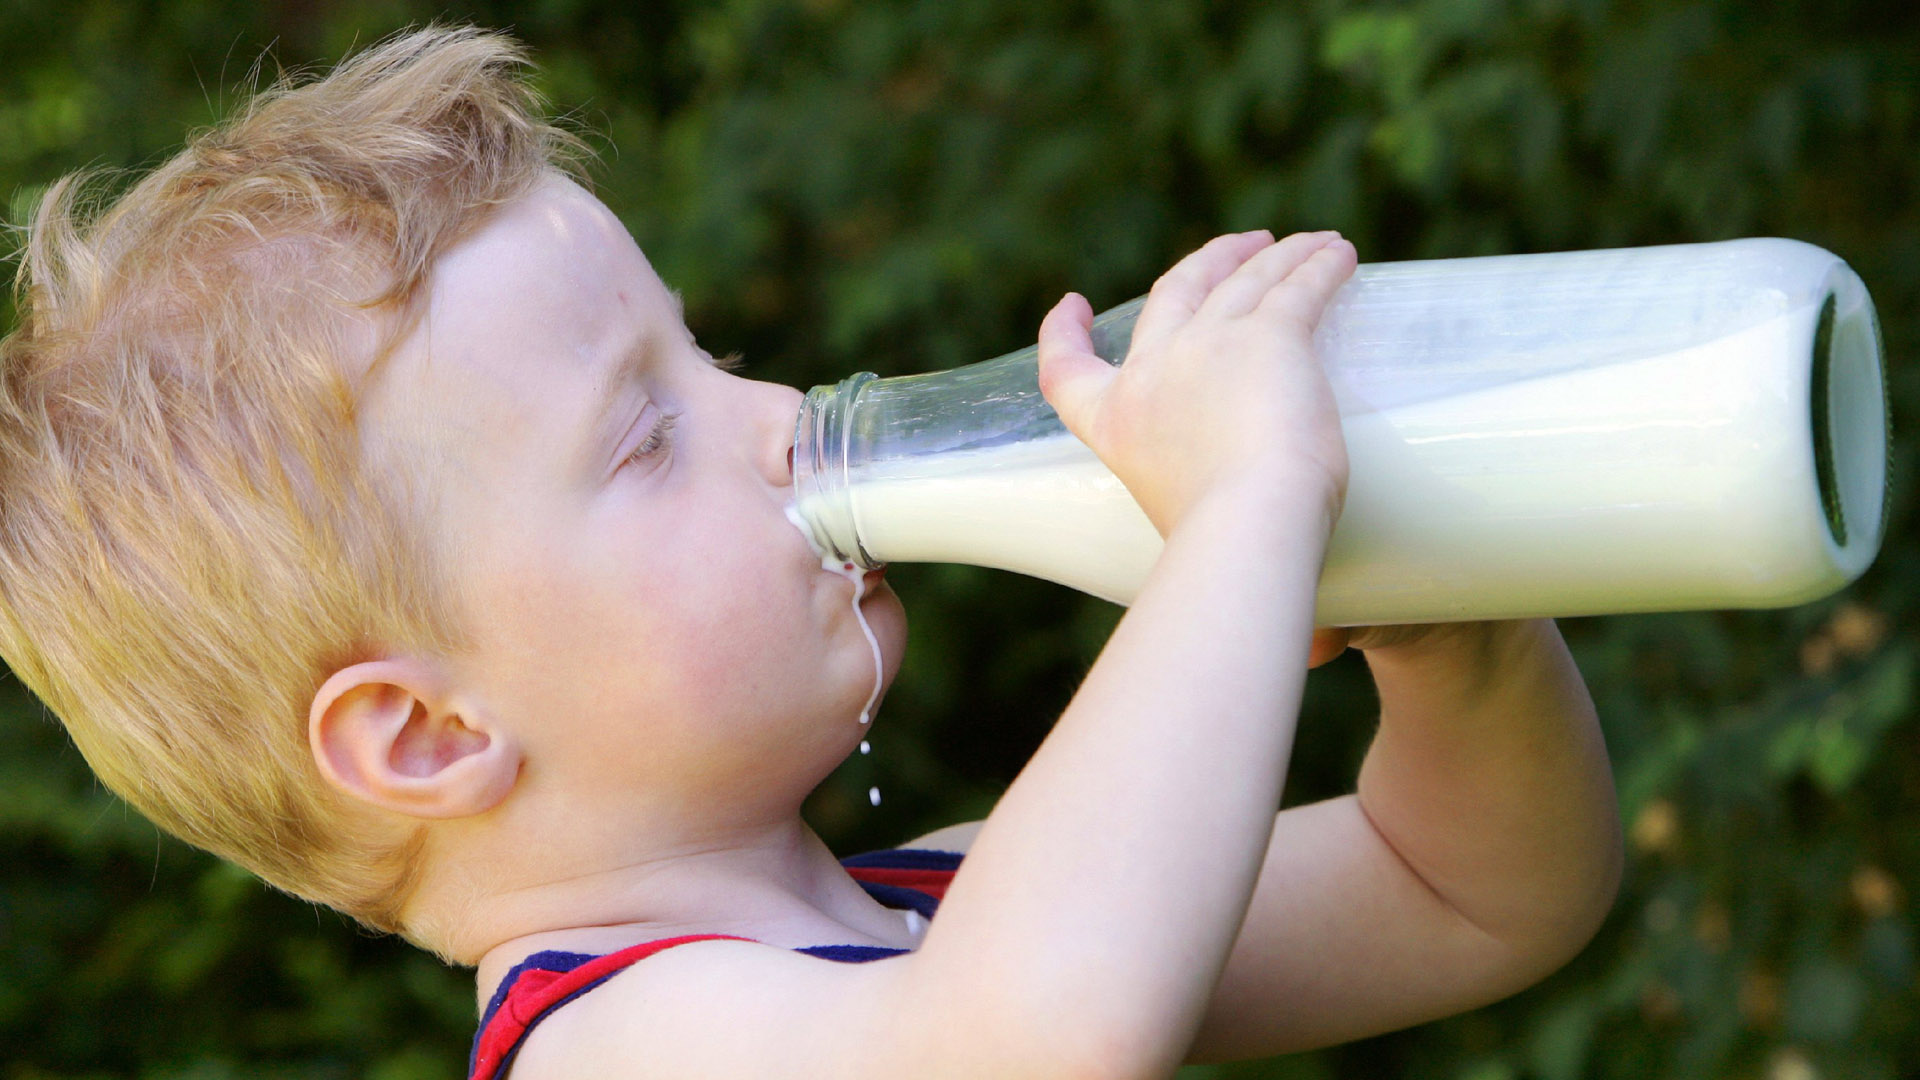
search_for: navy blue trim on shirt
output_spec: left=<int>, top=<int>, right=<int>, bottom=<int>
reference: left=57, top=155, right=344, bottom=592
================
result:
left=469, top=950, right=603, bottom=1080
left=795, top=943, right=912, bottom=961
left=850, top=879, right=941, bottom=919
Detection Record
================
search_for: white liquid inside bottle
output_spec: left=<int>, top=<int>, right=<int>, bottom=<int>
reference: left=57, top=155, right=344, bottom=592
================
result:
left=788, top=239, right=1888, bottom=624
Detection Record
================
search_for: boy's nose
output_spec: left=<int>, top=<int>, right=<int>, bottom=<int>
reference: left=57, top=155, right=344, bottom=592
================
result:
left=750, top=379, right=805, bottom=489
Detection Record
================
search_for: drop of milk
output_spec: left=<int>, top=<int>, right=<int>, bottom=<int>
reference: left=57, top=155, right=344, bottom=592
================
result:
left=859, top=740, right=870, bottom=755
left=869, top=787, right=882, bottom=806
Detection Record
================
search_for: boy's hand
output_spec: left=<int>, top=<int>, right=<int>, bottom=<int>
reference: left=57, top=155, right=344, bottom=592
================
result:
left=1036, top=230, right=1357, bottom=537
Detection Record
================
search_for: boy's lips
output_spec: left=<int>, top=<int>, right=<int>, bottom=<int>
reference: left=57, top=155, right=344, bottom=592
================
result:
left=860, top=566, right=887, bottom=596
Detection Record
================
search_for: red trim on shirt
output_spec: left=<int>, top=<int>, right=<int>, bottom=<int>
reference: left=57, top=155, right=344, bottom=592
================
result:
left=470, top=934, right=750, bottom=1080
left=843, top=865, right=954, bottom=900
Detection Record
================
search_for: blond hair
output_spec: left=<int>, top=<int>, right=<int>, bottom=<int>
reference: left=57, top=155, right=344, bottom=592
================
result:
left=0, top=25, right=587, bottom=939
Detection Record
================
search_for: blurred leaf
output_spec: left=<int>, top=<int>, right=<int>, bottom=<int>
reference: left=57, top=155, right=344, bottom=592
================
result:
left=1617, top=704, right=1703, bottom=822
left=1783, top=955, right=1868, bottom=1042
left=3, top=2, right=1919, bottom=1078
left=1527, top=996, right=1600, bottom=1080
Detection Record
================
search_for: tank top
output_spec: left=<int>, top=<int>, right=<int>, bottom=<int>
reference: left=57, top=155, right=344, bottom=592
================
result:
left=467, top=848, right=964, bottom=1080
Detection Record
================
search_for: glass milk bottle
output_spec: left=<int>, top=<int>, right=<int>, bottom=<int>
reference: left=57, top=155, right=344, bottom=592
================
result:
left=787, top=238, right=1889, bottom=626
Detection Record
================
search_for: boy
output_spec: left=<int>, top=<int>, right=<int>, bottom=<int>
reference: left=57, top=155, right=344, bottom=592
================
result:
left=0, top=26, right=1621, bottom=1080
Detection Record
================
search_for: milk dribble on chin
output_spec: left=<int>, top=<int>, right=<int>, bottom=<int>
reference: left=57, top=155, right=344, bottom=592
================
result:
left=785, top=502, right=885, bottom=807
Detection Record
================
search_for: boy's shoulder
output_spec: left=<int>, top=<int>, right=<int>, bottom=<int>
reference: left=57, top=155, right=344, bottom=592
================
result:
left=507, top=935, right=906, bottom=1080
left=500, top=830, right=981, bottom=1080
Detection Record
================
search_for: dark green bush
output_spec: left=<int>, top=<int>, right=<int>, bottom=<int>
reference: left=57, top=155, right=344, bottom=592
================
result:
left=3, top=2, right=1913, bottom=1076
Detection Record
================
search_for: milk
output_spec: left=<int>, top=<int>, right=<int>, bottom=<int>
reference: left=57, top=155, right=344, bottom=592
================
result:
left=811, top=548, right=886, bottom=804
left=818, top=551, right=885, bottom=725
left=788, top=505, right=890, bottom=728
left=805, top=302, right=1859, bottom=625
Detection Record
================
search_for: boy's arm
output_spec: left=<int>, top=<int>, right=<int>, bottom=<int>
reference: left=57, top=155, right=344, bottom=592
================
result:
left=869, top=232, right=1357, bottom=1080
left=902, top=480, right=1337, bottom=1078
left=1186, top=617, right=1621, bottom=1060
left=907, top=619, right=1620, bottom=1064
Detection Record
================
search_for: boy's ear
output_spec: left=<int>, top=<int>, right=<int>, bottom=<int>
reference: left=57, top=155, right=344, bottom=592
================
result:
left=308, top=658, right=521, bottom=820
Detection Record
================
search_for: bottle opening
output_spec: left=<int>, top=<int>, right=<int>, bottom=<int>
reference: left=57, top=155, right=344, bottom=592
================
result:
left=1810, top=294, right=1844, bottom=546
left=1811, top=271, right=1890, bottom=562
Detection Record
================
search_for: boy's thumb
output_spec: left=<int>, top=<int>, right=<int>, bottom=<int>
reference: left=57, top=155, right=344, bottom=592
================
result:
left=1035, top=293, right=1114, bottom=444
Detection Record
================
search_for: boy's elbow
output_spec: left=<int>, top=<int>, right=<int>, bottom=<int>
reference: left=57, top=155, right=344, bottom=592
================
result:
left=1557, top=813, right=1626, bottom=962
left=1495, top=825, right=1625, bottom=994
left=1588, top=824, right=1627, bottom=940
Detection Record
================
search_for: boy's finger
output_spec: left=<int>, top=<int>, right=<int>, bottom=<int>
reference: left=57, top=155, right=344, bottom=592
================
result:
left=1038, top=290, right=1095, bottom=358
left=1130, top=231, right=1273, bottom=349
left=1197, top=231, right=1341, bottom=321
left=1306, top=628, right=1351, bottom=668
left=1036, top=292, right=1115, bottom=442
left=1257, top=238, right=1359, bottom=331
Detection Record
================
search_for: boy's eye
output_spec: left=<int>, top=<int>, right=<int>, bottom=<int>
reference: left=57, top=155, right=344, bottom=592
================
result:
left=625, top=412, right=679, bottom=468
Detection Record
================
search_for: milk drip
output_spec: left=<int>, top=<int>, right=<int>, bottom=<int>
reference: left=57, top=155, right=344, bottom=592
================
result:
left=796, top=530, right=888, bottom=806
left=788, top=239, right=1889, bottom=625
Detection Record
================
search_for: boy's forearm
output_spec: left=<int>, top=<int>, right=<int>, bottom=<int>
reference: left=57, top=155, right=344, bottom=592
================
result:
left=1354, top=619, right=1622, bottom=966
left=907, top=479, right=1333, bottom=1079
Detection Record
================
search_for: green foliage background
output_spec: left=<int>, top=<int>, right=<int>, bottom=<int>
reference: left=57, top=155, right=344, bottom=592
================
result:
left=1, top=1, right=1915, bottom=1077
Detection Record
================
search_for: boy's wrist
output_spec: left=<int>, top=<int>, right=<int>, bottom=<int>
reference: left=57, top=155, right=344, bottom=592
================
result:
left=1176, top=468, right=1344, bottom=549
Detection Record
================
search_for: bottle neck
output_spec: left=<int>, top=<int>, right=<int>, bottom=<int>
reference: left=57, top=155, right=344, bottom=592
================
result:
left=786, top=312, right=1112, bottom=573
left=790, top=371, right=879, bottom=569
